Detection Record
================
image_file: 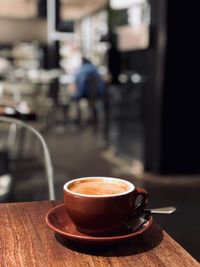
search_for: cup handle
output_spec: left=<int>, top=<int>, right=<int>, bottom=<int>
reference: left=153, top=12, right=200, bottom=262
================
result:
left=134, top=188, right=149, bottom=214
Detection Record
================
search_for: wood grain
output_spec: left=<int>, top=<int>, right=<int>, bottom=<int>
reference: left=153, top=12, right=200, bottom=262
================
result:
left=0, top=201, right=199, bottom=267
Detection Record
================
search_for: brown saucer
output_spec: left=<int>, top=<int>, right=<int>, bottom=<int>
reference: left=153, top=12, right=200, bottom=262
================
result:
left=45, top=204, right=153, bottom=245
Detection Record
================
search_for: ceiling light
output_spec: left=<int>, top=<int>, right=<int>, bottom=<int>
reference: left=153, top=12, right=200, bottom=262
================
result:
left=110, top=0, right=145, bottom=10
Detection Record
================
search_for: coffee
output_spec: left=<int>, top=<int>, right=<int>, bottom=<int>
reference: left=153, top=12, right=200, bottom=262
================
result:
left=64, top=177, right=148, bottom=235
left=69, top=179, right=128, bottom=195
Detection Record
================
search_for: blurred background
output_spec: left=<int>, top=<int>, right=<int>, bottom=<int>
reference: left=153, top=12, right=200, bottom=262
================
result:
left=0, top=0, right=200, bottom=261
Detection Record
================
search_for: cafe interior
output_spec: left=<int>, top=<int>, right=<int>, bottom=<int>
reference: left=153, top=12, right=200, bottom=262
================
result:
left=0, top=0, right=200, bottom=262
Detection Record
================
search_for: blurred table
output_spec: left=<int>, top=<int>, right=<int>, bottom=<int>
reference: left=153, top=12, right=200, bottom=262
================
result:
left=0, top=102, right=37, bottom=121
left=0, top=201, right=198, bottom=267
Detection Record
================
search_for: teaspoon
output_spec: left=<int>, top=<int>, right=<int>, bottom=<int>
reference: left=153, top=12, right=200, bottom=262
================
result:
left=144, top=206, right=176, bottom=214
left=127, top=207, right=176, bottom=232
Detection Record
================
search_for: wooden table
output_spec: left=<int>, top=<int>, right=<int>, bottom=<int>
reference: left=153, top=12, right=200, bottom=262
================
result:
left=0, top=201, right=199, bottom=267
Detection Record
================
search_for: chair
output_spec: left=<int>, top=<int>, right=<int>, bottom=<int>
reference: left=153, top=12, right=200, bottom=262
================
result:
left=0, top=150, right=12, bottom=202
left=0, top=116, right=55, bottom=201
left=86, top=74, right=99, bottom=125
left=45, top=77, right=70, bottom=130
left=75, top=74, right=99, bottom=128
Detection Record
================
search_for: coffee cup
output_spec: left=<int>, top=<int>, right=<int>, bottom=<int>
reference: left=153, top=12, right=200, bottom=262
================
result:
left=64, top=177, right=148, bottom=235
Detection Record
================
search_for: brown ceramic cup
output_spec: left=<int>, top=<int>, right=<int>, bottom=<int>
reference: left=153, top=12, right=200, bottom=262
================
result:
left=64, top=177, right=148, bottom=236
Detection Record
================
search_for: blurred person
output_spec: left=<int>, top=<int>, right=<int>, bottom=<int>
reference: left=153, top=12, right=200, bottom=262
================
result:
left=72, top=57, right=105, bottom=128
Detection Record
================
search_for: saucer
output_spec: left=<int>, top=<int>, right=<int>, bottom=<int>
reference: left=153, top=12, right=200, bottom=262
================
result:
left=45, top=204, right=153, bottom=245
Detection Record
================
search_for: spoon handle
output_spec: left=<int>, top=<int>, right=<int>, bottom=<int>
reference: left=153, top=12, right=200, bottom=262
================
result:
left=145, top=207, right=176, bottom=214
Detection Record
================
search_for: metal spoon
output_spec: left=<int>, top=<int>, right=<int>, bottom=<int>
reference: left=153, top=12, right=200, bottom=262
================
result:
left=144, top=207, right=176, bottom=214
left=126, top=207, right=176, bottom=232
left=126, top=212, right=149, bottom=232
